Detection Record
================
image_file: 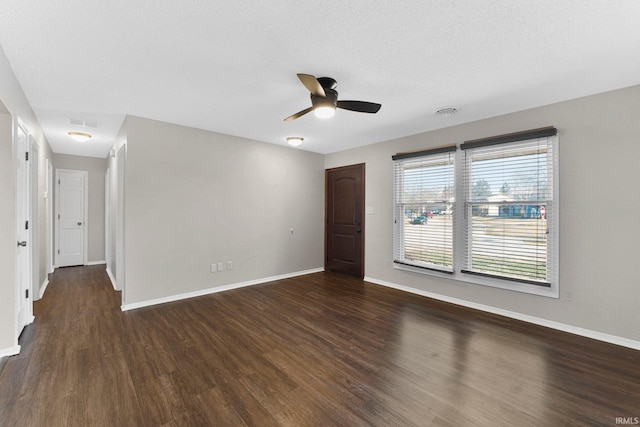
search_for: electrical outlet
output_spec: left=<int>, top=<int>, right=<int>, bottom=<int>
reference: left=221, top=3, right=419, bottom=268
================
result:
left=210, top=263, right=217, bottom=273
left=217, top=262, right=224, bottom=271
left=227, top=261, right=233, bottom=270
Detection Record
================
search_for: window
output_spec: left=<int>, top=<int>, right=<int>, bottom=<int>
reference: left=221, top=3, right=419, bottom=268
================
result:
left=393, top=146, right=456, bottom=273
left=392, top=127, right=559, bottom=297
left=460, top=128, right=557, bottom=288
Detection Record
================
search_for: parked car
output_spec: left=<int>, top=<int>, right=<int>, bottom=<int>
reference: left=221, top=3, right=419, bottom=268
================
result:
left=410, top=216, right=427, bottom=224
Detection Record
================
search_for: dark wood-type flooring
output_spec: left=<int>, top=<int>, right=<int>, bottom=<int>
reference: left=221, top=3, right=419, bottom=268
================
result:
left=1, top=265, right=639, bottom=426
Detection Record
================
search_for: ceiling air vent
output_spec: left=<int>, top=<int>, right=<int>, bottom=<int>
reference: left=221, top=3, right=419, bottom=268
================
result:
left=435, top=107, right=458, bottom=116
left=68, top=118, right=98, bottom=128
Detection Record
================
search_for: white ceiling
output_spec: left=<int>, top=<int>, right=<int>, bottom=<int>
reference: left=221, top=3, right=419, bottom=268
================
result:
left=1, top=1, right=640, bottom=158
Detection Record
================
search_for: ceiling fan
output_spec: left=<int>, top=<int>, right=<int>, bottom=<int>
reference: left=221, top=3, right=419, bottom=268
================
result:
left=284, top=74, right=381, bottom=121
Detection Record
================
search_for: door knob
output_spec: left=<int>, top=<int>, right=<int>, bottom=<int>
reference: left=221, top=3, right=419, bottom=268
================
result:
left=17, top=241, right=27, bottom=247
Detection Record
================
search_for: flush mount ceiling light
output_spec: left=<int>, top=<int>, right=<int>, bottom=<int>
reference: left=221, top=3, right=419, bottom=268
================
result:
left=68, top=131, right=92, bottom=142
left=435, top=107, right=458, bottom=116
left=286, top=136, right=304, bottom=147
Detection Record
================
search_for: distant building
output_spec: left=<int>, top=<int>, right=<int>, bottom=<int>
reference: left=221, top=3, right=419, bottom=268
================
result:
left=476, top=194, right=543, bottom=218
left=486, top=194, right=513, bottom=216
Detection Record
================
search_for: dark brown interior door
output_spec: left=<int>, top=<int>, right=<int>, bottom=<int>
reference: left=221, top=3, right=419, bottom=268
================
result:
left=325, top=163, right=365, bottom=279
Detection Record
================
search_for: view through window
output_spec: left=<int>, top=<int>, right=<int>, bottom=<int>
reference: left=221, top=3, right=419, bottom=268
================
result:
left=393, top=127, right=558, bottom=295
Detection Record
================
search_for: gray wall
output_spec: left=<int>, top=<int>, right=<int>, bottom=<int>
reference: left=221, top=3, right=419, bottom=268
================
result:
left=33, top=126, right=55, bottom=299
left=0, top=112, right=15, bottom=352
left=0, top=45, right=54, bottom=354
left=53, top=154, right=108, bottom=264
left=122, top=116, right=325, bottom=305
left=325, top=84, right=640, bottom=342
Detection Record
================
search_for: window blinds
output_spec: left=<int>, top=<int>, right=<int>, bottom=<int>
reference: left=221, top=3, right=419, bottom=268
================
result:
left=460, top=129, right=557, bottom=286
left=393, top=146, right=456, bottom=273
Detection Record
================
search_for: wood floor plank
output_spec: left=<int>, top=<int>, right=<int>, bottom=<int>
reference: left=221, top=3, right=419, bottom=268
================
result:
left=1, top=265, right=639, bottom=426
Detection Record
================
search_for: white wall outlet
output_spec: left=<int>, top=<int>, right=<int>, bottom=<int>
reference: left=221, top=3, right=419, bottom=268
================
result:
left=227, top=260, right=233, bottom=270
left=210, top=263, right=217, bottom=273
left=217, top=262, right=224, bottom=271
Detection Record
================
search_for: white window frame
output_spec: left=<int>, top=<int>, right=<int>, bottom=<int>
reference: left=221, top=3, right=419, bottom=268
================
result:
left=393, top=146, right=456, bottom=275
left=393, top=127, right=559, bottom=298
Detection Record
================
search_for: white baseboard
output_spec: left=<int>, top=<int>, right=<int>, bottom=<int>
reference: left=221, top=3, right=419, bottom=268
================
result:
left=105, top=267, right=117, bottom=291
left=0, top=345, right=21, bottom=358
left=39, top=278, right=49, bottom=299
left=86, top=260, right=106, bottom=266
left=122, top=268, right=324, bottom=312
left=364, top=276, right=640, bottom=351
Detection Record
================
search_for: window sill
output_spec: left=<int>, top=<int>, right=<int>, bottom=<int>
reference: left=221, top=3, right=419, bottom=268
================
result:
left=393, top=262, right=559, bottom=298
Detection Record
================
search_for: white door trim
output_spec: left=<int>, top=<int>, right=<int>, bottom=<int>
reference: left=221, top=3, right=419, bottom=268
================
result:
left=15, top=121, right=33, bottom=334
left=55, top=169, right=88, bottom=267
left=46, top=158, right=54, bottom=274
left=29, top=137, right=39, bottom=300
left=105, top=169, right=110, bottom=269
left=115, top=145, right=125, bottom=296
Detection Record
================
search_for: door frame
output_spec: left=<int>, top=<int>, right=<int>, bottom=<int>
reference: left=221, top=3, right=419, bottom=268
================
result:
left=105, top=169, right=110, bottom=273
left=115, top=144, right=126, bottom=296
left=324, top=163, right=365, bottom=279
left=15, top=121, right=33, bottom=334
left=29, top=136, right=39, bottom=299
left=46, top=158, right=54, bottom=274
left=54, top=168, right=88, bottom=267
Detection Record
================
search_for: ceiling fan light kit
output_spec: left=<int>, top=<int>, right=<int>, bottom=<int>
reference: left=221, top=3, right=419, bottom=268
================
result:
left=314, top=105, right=335, bottom=119
left=284, top=74, right=381, bottom=122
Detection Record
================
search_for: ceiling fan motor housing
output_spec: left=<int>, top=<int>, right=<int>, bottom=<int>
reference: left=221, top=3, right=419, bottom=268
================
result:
left=311, top=88, right=338, bottom=109
left=316, top=77, right=338, bottom=90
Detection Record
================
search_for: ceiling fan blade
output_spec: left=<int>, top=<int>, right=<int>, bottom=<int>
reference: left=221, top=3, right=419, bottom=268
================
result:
left=337, top=100, right=381, bottom=114
left=283, top=107, right=313, bottom=122
left=297, top=74, right=326, bottom=97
